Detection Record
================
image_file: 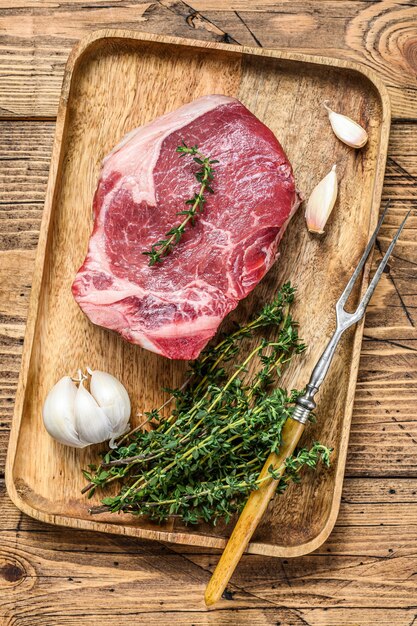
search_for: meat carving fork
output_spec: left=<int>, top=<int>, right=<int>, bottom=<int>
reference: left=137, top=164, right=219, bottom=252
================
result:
left=205, top=202, right=410, bottom=607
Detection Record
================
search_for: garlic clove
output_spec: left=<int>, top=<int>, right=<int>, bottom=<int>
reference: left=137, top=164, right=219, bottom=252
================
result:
left=324, top=102, right=368, bottom=149
left=42, top=376, right=87, bottom=448
left=305, top=164, right=338, bottom=234
left=89, top=370, right=131, bottom=439
left=74, top=380, right=112, bottom=445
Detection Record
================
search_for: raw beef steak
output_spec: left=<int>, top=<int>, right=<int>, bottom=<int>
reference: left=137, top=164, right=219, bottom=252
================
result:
left=72, top=95, right=299, bottom=360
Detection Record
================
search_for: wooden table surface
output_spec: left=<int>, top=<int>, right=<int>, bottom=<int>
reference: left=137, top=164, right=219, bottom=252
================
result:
left=1, top=2, right=416, bottom=625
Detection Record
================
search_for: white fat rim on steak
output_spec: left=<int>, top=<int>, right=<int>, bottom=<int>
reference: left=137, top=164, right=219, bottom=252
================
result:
left=102, top=94, right=234, bottom=205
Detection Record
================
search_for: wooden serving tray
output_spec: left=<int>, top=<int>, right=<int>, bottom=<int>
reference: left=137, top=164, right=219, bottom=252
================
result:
left=6, top=30, right=390, bottom=557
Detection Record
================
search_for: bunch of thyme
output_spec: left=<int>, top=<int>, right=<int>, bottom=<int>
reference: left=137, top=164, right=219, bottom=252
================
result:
left=82, top=284, right=332, bottom=525
left=142, top=143, right=218, bottom=266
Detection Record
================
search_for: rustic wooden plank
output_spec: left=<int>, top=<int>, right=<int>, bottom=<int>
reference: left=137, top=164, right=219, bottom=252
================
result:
left=0, top=120, right=54, bottom=252
left=0, top=120, right=52, bottom=471
left=0, top=1, right=416, bottom=119
left=0, top=0, right=236, bottom=117
left=1, top=477, right=416, bottom=622
left=299, top=611, right=417, bottom=626
left=196, top=1, right=417, bottom=120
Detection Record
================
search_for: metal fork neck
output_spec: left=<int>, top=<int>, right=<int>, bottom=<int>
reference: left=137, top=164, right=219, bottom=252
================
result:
left=292, top=328, right=343, bottom=424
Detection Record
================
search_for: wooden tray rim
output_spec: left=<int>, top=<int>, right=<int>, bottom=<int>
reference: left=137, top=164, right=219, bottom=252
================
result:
left=5, top=29, right=391, bottom=557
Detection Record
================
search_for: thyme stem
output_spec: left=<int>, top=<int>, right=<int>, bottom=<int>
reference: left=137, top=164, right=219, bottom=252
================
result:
left=142, top=143, right=218, bottom=266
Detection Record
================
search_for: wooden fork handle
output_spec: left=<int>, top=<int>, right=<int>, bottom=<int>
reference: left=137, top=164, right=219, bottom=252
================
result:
left=204, top=416, right=305, bottom=607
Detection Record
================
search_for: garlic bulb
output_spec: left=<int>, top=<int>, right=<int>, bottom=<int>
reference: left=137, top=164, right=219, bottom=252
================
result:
left=324, top=102, right=368, bottom=149
left=305, top=164, right=338, bottom=234
left=42, top=369, right=131, bottom=449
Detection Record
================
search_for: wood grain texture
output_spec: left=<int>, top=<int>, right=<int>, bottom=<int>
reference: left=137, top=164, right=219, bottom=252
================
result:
left=1, top=2, right=417, bottom=625
left=0, top=0, right=236, bottom=117
left=195, top=1, right=417, bottom=121
left=5, top=30, right=390, bottom=560
left=1, top=477, right=417, bottom=624
left=0, top=1, right=416, bottom=119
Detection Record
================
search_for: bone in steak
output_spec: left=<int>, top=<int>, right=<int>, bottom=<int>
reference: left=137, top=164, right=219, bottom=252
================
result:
left=72, top=95, right=299, bottom=360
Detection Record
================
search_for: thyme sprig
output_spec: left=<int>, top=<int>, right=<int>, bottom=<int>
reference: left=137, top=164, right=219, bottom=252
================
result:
left=91, top=444, right=331, bottom=523
left=142, top=143, right=218, bottom=266
left=82, top=284, right=332, bottom=525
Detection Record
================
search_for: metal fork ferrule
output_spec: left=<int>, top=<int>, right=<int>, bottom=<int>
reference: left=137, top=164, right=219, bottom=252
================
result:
left=292, top=384, right=318, bottom=424
left=291, top=405, right=311, bottom=424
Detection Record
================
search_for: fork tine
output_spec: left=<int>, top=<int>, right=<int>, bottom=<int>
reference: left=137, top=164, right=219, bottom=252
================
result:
left=352, top=210, right=411, bottom=319
left=337, top=200, right=391, bottom=309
